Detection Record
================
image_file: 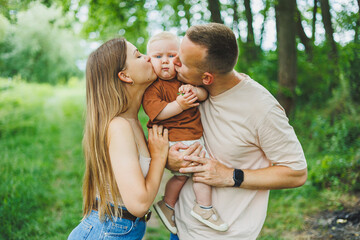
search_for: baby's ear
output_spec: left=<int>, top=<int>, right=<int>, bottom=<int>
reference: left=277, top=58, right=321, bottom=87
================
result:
left=118, top=71, right=133, bottom=84
left=202, top=72, right=214, bottom=85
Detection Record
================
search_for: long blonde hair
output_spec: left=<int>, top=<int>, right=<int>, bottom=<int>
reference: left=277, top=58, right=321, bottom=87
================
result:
left=82, top=38, right=128, bottom=219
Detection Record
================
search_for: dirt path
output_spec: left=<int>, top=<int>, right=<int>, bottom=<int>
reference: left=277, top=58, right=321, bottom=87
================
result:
left=288, top=196, right=360, bottom=240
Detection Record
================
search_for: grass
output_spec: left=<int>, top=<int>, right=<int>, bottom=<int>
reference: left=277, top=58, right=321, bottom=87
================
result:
left=0, top=78, right=85, bottom=240
left=0, top=78, right=357, bottom=239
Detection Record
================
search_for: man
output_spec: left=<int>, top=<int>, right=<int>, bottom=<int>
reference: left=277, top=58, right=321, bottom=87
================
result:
left=167, top=23, right=307, bottom=239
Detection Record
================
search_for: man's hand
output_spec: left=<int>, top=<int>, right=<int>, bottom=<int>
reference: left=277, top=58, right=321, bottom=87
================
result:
left=179, top=154, right=234, bottom=187
left=167, top=142, right=203, bottom=171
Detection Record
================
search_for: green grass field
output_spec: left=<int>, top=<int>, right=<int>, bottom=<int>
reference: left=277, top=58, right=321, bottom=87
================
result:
left=0, top=79, right=355, bottom=239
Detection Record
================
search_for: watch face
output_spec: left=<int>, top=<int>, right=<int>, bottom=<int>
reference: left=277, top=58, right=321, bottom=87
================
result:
left=233, top=169, right=244, bottom=187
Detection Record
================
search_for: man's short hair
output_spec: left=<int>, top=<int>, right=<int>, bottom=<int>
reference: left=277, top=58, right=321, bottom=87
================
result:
left=147, top=31, right=180, bottom=53
left=186, top=23, right=238, bottom=74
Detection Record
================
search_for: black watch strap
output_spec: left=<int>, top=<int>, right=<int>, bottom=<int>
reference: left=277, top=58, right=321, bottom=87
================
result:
left=233, top=169, right=244, bottom=187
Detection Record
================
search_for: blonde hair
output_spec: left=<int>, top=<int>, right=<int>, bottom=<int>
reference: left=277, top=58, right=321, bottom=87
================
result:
left=147, top=31, right=180, bottom=53
left=82, top=38, right=128, bottom=220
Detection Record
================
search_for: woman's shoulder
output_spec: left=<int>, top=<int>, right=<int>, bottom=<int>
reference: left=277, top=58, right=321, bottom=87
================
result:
left=108, top=117, right=133, bottom=137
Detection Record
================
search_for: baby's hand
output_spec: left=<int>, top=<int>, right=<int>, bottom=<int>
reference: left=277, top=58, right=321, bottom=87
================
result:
left=178, top=84, right=197, bottom=95
left=176, top=92, right=199, bottom=110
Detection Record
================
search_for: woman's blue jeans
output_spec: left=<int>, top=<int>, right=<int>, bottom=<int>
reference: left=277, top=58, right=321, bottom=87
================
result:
left=170, top=233, right=179, bottom=240
left=68, top=210, right=146, bottom=240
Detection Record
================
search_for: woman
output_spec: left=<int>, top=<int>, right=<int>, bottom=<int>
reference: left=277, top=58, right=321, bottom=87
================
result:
left=68, top=38, right=169, bottom=239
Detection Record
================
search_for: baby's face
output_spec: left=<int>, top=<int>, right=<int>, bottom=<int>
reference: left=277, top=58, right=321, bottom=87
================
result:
left=147, top=39, right=178, bottom=80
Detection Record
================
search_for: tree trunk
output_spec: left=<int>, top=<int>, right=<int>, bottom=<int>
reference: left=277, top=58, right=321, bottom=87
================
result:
left=244, top=0, right=255, bottom=44
left=207, top=0, right=223, bottom=23
left=179, top=0, right=191, bottom=28
left=319, top=0, right=338, bottom=64
left=296, top=8, right=313, bottom=60
left=355, top=0, right=360, bottom=42
left=275, top=0, right=297, bottom=115
left=260, top=0, right=271, bottom=48
left=243, top=0, right=259, bottom=62
left=232, top=0, right=239, bottom=36
left=312, top=0, right=318, bottom=43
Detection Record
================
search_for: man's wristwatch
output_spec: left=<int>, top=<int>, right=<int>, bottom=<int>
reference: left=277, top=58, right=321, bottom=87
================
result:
left=233, top=169, right=244, bottom=187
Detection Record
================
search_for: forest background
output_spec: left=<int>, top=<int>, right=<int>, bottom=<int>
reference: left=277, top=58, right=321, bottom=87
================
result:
left=0, top=0, right=359, bottom=239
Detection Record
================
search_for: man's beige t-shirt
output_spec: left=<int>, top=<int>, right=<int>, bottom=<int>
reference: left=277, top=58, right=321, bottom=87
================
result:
left=174, top=75, right=307, bottom=240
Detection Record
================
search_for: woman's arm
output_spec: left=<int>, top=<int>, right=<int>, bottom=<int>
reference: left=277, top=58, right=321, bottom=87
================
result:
left=108, top=118, right=168, bottom=217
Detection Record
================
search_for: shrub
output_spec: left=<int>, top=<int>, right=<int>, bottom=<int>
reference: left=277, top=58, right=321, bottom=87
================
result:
left=0, top=2, right=83, bottom=84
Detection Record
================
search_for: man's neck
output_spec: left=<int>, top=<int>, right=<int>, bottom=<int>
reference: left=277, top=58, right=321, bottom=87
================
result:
left=206, top=70, right=242, bottom=96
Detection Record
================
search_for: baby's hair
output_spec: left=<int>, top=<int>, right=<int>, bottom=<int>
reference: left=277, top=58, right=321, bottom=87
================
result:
left=147, top=31, right=180, bottom=53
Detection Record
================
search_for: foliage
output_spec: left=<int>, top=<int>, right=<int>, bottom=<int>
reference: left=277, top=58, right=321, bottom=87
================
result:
left=0, top=78, right=85, bottom=239
left=0, top=14, right=9, bottom=41
left=341, top=42, right=360, bottom=102
left=238, top=49, right=279, bottom=96
left=305, top=113, right=360, bottom=191
left=79, top=0, right=149, bottom=52
left=0, top=0, right=359, bottom=238
left=0, top=2, right=83, bottom=84
left=0, top=0, right=73, bottom=20
left=1, top=75, right=359, bottom=238
left=293, top=74, right=360, bottom=192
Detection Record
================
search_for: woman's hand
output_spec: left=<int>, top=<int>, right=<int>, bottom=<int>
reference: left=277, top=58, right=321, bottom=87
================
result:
left=148, top=125, right=169, bottom=163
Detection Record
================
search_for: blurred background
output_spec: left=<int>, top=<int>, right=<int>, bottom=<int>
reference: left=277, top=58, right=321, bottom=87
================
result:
left=0, top=0, right=359, bottom=239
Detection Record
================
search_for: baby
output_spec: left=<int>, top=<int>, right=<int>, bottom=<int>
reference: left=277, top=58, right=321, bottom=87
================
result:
left=142, top=32, right=228, bottom=234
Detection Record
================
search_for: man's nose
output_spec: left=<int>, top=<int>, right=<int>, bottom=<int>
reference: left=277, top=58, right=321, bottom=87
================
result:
left=173, top=55, right=182, bottom=67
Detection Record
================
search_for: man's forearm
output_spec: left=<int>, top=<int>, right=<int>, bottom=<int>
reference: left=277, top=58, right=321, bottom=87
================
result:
left=180, top=156, right=307, bottom=189
left=240, top=166, right=307, bottom=190
left=195, top=87, right=208, bottom=102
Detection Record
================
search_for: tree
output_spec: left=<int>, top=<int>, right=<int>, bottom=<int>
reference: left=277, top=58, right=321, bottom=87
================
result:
left=312, top=0, right=318, bottom=44
left=178, top=0, right=192, bottom=28
left=207, top=0, right=223, bottom=23
left=275, top=0, right=297, bottom=114
left=356, top=0, right=360, bottom=42
left=80, top=0, right=149, bottom=52
left=259, top=0, right=271, bottom=48
left=0, top=2, right=82, bottom=83
left=319, top=0, right=338, bottom=63
left=295, top=8, right=313, bottom=60
left=0, top=0, right=73, bottom=21
left=245, top=0, right=255, bottom=44
left=232, top=0, right=239, bottom=36
left=242, top=0, right=260, bottom=64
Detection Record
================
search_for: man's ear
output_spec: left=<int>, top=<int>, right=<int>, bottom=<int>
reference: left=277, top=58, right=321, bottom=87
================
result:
left=118, top=71, right=133, bottom=84
left=202, top=72, right=214, bottom=85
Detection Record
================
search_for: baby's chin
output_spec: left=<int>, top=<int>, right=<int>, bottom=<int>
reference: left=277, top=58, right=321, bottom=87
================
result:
left=158, top=72, right=177, bottom=80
